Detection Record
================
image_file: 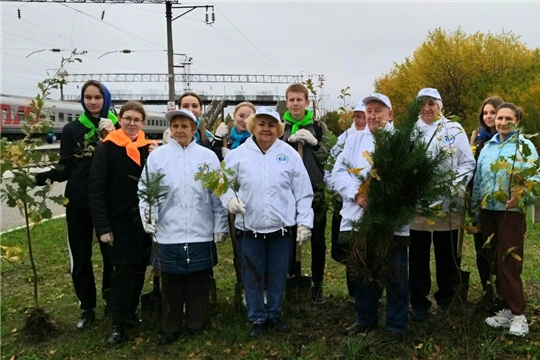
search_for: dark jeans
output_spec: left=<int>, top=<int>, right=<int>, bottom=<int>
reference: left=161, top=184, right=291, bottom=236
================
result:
left=66, top=206, right=112, bottom=311
left=409, top=229, right=460, bottom=310
left=354, top=242, right=409, bottom=334
left=110, top=264, right=146, bottom=325
left=481, top=210, right=526, bottom=315
left=331, top=203, right=354, bottom=297
left=238, top=233, right=293, bottom=323
left=474, top=230, right=491, bottom=291
left=161, top=270, right=212, bottom=334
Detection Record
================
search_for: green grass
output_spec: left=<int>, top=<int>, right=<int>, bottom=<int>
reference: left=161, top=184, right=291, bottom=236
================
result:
left=1, top=214, right=540, bottom=360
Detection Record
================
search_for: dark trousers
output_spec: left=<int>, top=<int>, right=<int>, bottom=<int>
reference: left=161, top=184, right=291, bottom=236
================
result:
left=110, top=264, right=146, bottom=326
left=160, top=270, right=212, bottom=334
left=66, top=206, right=113, bottom=311
left=330, top=203, right=354, bottom=297
left=474, top=230, right=491, bottom=291
left=481, top=210, right=526, bottom=315
left=409, top=229, right=460, bottom=310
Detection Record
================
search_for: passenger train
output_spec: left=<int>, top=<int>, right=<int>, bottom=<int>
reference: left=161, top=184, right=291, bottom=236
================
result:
left=0, top=94, right=169, bottom=140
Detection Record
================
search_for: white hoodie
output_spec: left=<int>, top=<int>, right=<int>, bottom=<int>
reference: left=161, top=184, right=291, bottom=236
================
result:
left=324, top=122, right=362, bottom=190
left=220, top=136, right=314, bottom=234
left=138, top=137, right=228, bottom=244
left=331, top=122, right=408, bottom=235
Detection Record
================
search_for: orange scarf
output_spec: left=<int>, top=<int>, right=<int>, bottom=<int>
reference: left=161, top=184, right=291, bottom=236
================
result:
left=104, top=130, right=154, bottom=166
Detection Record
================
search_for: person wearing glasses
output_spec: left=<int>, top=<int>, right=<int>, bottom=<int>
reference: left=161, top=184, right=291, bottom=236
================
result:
left=89, top=100, right=156, bottom=345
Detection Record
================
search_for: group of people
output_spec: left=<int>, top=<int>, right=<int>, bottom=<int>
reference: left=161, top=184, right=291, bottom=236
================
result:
left=35, top=80, right=535, bottom=346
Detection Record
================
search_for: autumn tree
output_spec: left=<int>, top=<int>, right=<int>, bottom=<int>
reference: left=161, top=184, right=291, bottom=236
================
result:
left=375, top=28, right=540, bottom=143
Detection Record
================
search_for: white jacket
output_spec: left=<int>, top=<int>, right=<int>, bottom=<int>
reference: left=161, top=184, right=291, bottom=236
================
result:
left=221, top=136, right=314, bottom=233
left=411, top=117, right=476, bottom=231
left=324, top=122, right=362, bottom=190
left=138, top=137, right=228, bottom=244
left=332, top=122, right=409, bottom=235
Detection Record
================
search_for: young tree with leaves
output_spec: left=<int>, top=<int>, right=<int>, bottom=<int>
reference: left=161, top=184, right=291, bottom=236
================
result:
left=472, top=103, right=540, bottom=337
left=0, top=50, right=84, bottom=341
left=33, top=78, right=119, bottom=330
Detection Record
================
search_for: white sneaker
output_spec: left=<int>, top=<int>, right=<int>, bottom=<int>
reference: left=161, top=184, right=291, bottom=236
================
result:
left=486, top=310, right=511, bottom=328
left=509, top=315, right=529, bottom=337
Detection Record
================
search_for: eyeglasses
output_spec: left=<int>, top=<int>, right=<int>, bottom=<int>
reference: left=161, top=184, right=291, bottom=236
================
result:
left=122, top=116, right=144, bottom=124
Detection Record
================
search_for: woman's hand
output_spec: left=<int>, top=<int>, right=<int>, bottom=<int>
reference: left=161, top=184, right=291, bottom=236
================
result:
left=149, top=141, right=158, bottom=153
left=506, top=197, right=518, bottom=209
left=355, top=193, right=367, bottom=208
left=99, top=232, right=114, bottom=246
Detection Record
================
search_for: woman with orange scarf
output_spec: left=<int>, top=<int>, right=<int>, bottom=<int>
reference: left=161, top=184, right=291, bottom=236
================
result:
left=89, top=101, right=156, bottom=345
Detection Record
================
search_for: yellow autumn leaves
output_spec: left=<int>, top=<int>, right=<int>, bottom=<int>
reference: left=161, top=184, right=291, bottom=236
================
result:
left=347, top=151, right=379, bottom=201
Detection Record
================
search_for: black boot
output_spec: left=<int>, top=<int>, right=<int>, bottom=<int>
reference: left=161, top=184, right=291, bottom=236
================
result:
left=107, top=324, right=126, bottom=345
left=76, top=310, right=95, bottom=330
left=311, top=282, right=326, bottom=304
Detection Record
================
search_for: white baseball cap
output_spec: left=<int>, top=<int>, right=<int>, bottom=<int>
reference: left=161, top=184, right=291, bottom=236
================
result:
left=353, top=102, right=366, bottom=113
left=165, top=108, right=197, bottom=124
left=417, top=88, right=442, bottom=100
left=254, top=106, right=282, bottom=122
left=362, top=93, right=392, bottom=109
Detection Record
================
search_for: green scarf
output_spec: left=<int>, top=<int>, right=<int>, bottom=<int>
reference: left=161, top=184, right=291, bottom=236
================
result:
left=79, top=111, right=119, bottom=142
left=283, top=109, right=314, bottom=135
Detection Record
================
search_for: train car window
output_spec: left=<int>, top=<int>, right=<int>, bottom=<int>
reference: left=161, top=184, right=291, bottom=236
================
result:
left=18, top=110, right=26, bottom=121
left=2, top=109, right=7, bottom=122
left=50, top=113, right=56, bottom=122
left=76, top=114, right=80, bottom=120
left=67, top=114, right=73, bottom=122
left=59, top=112, right=64, bottom=122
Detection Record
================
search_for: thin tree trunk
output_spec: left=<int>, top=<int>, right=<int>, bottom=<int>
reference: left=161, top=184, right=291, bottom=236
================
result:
left=23, top=201, right=39, bottom=309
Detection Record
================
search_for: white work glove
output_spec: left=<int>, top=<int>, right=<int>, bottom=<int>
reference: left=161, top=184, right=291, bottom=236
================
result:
left=214, top=122, right=229, bottom=139
left=98, top=118, right=115, bottom=133
left=450, top=181, right=466, bottom=197
left=214, top=233, right=228, bottom=243
left=296, top=225, right=311, bottom=246
left=28, top=174, right=36, bottom=184
left=294, top=129, right=318, bottom=146
left=99, top=232, right=114, bottom=246
left=228, top=197, right=246, bottom=214
left=222, top=147, right=230, bottom=158
left=143, top=216, right=157, bottom=234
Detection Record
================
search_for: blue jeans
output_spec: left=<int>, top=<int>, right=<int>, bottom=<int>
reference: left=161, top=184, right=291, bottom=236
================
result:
left=237, top=233, right=293, bottom=323
left=354, top=241, right=409, bottom=334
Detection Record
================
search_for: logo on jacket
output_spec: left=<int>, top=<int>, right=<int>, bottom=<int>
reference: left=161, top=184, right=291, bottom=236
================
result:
left=443, top=134, right=455, bottom=145
left=276, top=154, right=289, bottom=164
left=197, top=163, right=210, bottom=173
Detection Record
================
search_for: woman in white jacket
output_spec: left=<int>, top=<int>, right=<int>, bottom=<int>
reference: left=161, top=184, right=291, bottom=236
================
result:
left=409, top=88, right=476, bottom=321
left=221, top=106, right=314, bottom=338
left=139, top=109, right=228, bottom=345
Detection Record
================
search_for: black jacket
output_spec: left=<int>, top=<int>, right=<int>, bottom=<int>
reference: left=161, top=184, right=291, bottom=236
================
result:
left=282, top=121, right=328, bottom=189
left=88, top=141, right=151, bottom=265
left=36, top=119, right=101, bottom=207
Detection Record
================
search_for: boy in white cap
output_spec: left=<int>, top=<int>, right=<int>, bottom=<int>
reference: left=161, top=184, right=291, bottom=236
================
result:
left=409, top=88, right=475, bottom=321
left=332, top=93, right=409, bottom=344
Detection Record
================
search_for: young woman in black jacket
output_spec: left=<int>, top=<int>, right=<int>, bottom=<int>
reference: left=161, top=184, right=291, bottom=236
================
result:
left=89, top=101, right=154, bottom=345
left=35, top=80, right=119, bottom=329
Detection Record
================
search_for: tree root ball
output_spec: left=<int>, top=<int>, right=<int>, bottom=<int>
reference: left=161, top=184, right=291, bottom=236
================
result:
left=22, top=307, right=58, bottom=342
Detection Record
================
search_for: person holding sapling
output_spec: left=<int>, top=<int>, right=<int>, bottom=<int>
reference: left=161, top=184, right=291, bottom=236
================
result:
left=211, top=101, right=256, bottom=161
left=139, top=108, right=228, bottom=345
left=326, top=101, right=367, bottom=298
left=283, top=83, right=328, bottom=304
left=220, top=106, right=314, bottom=338
left=89, top=101, right=155, bottom=345
left=472, top=102, right=539, bottom=337
left=409, top=88, right=475, bottom=321
left=332, top=93, right=409, bottom=344
left=35, top=80, right=120, bottom=330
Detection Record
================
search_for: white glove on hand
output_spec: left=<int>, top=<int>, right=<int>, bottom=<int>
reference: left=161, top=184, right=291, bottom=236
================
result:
left=143, top=216, right=157, bottom=234
left=288, top=134, right=302, bottom=144
left=295, top=129, right=318, bottom=146
left=450, top=182, right=466, bottom=197
left=228, top=197, right=246, bottom=214
left=222, top=147, right=230, bottom=158
left=98, top=118, right=115, bottom=133
left=215, top=122, right=229, bottom=139
left=214, top=233, right=228, bottom=243
left=99, top=232, right=114, bottom=246
left=296, top=225, right=311, bottom=246
left=149, top=141, right=158, bottom=153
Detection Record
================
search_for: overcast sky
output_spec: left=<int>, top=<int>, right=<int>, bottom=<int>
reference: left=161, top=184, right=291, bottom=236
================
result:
left=2, top=0, right=540, bottom=113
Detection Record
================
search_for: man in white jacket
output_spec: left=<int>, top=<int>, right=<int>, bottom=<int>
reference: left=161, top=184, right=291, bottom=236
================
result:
left=332, top=93, right=409, bottom=344
left=408, top=88, right=476, bottom=321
